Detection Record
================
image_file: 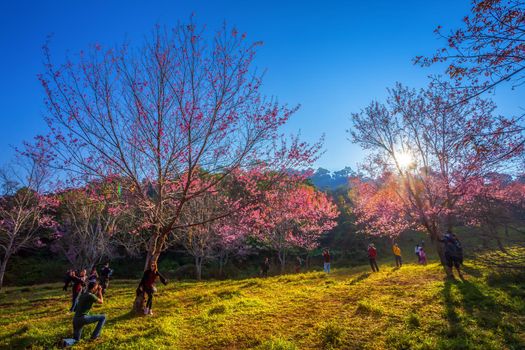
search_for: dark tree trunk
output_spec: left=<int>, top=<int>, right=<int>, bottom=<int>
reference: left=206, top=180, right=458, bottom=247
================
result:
left=195, top=256, right=203, bottom=280
left=218, top=252, right=228, bottom=278
left=278, top=250, right=286, bottom=273
left=0, top=254, right=10, bottom=291
left=430, top=231, right=451, bottom=277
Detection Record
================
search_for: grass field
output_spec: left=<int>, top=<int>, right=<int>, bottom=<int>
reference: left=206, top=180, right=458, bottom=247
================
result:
left=0, top=261, right=523, bottom=350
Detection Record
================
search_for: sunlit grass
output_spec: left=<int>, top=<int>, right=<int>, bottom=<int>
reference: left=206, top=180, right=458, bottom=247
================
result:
left=0, top=262, right=523, bottom=349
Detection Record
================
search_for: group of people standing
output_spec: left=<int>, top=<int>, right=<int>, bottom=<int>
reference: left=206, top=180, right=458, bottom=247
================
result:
left=63, top=262, right=113, bottom=313
left=258, top=233, right=463, bottom=277
left=62, top=262, right=113, bottom=343
left=61, top=231, right=464, bottom=344
left=62, top=261, right=171, bottom=344
left=439, top=231, right=464, bottom=279
left=367, top=231, right=463, bottom=278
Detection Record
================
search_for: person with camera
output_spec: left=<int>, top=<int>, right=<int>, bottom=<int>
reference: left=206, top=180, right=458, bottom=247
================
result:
left=65, top=269, right=87, bottom=312
left=72, top=281, right=106, bottom=341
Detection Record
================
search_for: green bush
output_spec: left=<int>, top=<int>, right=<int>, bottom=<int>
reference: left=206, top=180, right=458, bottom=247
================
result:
left=318, top=321, right=344, bottom=349
left=257, top=337, right=297, bottom=350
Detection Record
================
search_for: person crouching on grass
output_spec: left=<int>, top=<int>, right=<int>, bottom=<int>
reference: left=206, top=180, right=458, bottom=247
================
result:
left=138, top=261, right=168, bottom=315
left=72, top=281, right=106, bottom=342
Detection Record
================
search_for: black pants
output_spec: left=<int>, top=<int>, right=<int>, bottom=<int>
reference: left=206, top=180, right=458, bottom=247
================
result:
left=395, top=255, right=402, bottom=267
left=145, top=288, right=154, bottom=309
left=100, top=278, right=109, bottom=294
left=369, top=258, right=379, bottom=272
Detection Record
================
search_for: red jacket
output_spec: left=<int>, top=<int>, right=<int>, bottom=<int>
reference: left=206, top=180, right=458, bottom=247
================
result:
left=368, top=247, right=377, bottom=259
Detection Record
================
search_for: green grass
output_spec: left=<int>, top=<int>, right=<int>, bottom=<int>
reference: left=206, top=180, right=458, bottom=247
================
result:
left=0, top=262, right=523, bottom=349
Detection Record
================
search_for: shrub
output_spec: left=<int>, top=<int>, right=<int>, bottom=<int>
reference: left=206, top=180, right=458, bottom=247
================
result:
left=318, top=321, right=343, bottom=349
left=257, top=337, right=297, bottom=350
left=355, top=300, right=383, bottom=316
left=385, top=330, right=414, bottom=350
left=215, top=289, right=241, bottom=299
left=208, top=304, right=227, bottom=315
left=406, top=312, right=421, bottom=329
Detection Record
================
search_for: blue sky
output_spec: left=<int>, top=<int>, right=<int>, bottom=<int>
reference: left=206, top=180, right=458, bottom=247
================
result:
left=0, top=0, right=523, bottom=171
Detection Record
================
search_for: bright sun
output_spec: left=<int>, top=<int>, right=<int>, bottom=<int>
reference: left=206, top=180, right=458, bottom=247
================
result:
left=396, top=152, right=413, bottom=169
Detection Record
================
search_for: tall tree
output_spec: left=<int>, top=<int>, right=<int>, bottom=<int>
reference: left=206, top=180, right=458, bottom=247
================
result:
left=177, top=183, right=241, bottom=280
left=461, top=173, right=525, bottom=254
left=52, top=180, right=128, bottom=269
left=416, top=0, right=525, bottom=157
left=349, top=82, right=523, bottom=270
left=251, top=180, right=338, bottom=272
left=416, top=0, right=525, bottom=95
left=0, top=143, right=57, bottom=289
left=38, top=22, right=321, bottom=272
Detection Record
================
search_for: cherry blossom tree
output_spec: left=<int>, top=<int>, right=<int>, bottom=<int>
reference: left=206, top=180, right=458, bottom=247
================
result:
left=461, top=173, right=525, bottom=254
left=177, top=185, right=241, bottom=280
left=415, top=0, right=525, bottom=155
left=213, top=223, right=251, bottom=277
left=250, top=180, right=338, bottom=272
left=349, top=82, right=523, bottom=270
left=0, top=144, right=57, bottom=290
left=52, top=179, right=129, bottom=269
left=37, top=21, right=321, bottom=275
left=416, top=0, right=525, bottom=95
left=349, top=174, right=417, bottom=239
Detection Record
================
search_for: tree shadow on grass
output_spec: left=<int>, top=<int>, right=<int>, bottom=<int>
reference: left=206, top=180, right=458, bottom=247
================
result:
left=3, top=329, right=57, bottom=350
left=441, top=278, right=523, bottom=349
left=461, top=265, right=482, bottom=278
left=348, top=272, right=370, bottom=285
left=107, top=310, right=138, bottom=325
left=0, top=325, right=30, bottom=343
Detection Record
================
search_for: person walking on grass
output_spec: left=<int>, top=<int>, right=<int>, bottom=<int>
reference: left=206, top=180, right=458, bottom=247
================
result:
left=368, top=243, right=379, bottom=272
left=295, top=256, right=303, bottom=273
left=72, top=281, right=106, bottom=342
left=418, top=246, right=427, bottom=265
left=322, top=249, right=331, bottom=273
left=138, top=261, right=168, bottom=315
left=392, top=243, right=402, bottom=267
left=260, top=257, right=270, bottom=277
left=99, top=262, right=113, bottom=295
left=439, top=230, right=464, bottom=279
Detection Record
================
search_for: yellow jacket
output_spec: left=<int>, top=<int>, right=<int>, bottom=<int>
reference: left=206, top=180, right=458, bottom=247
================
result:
left=392, top=245, right=401, bottom=256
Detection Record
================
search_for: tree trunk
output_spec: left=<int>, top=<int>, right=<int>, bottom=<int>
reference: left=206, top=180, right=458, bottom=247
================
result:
left=0, top=254, right=10, bottom=291
left=144, top=228, right=165, bottom=270
left=278, top=250, right=286, bottom=273
left=496, top=235, right=507, bottom=253
left=218, top=252, right=228, bottom=278
left=305, top=254, right=310, bottom=269
left=195, top=256, right=202, bottom=280
left=430, top=232, right=451, bottom=277
left=218, top=259, right=224, bottom=278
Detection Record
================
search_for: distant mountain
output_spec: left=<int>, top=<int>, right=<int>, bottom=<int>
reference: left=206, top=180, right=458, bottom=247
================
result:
left=309, top=167, right=355, bottom=190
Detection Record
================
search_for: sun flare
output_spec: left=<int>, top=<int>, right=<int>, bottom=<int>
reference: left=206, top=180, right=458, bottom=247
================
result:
left=396, top=152, right=413, bottom=169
